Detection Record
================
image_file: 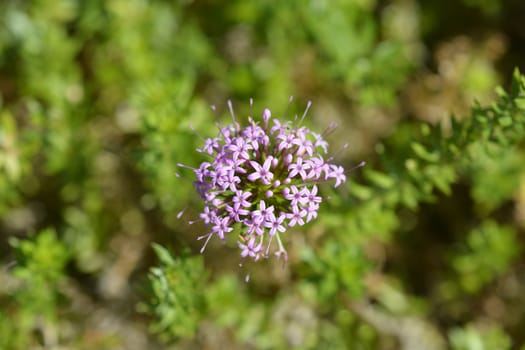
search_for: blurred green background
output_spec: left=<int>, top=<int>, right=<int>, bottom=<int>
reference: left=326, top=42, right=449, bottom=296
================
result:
left=1, top=0, right=525, bottom=349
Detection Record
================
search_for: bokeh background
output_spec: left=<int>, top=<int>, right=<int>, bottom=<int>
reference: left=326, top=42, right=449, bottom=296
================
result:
left=1, top=0, right=525, bottom=349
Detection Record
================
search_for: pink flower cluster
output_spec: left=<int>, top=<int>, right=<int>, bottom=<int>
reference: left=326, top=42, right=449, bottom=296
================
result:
left=187, top=104, right=350, bottom=262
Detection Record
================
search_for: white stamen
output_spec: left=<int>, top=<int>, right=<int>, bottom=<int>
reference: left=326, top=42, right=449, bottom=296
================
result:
left=176, top=163, right=196, bottom=170
left=198, top=233, right=213, bottom=253
left=283, top=96, right=294, bottom=119
left=322, top=121, right=339, bottom=137
left=344, top=160, right=366, bottom=174
left=176, top=207, right=187, bottom=219
left=328, top=143, right=349, bottom=162
left=210, top=104, right=218, bottom=116
left=227, top=99, right=236, bottom=124
left=189, top=124, right=206, bottom=141
left=298, top=100, right=312, bottom=126
left=265, top=234, right=274, bottom=256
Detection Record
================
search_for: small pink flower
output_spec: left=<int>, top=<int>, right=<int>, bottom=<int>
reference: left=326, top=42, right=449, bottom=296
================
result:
left=247, top=157, right=274, bottom=185
left=265, top=213, right=287, bottom=236
left=238, top=237, right=263, bottom=260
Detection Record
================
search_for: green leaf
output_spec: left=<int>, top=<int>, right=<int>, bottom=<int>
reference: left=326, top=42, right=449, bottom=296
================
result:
left=366, top=169, right=395, bottom=189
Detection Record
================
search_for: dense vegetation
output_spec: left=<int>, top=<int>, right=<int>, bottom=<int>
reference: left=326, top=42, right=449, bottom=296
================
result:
left=1, top=0, right=525, bottom=349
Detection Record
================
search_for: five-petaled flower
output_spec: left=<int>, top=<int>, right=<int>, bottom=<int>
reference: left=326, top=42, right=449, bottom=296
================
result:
left=247, top=157, right=274, bottom=185
left=181, top=101, right=363, bottom=263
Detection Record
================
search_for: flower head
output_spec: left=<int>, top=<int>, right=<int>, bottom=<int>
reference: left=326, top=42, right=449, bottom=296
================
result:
left=184, top=102, right=361, bottom=262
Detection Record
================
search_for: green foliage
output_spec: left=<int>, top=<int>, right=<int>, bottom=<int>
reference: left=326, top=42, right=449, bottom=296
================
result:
left=451, top=221, right=518, bottom=294
left=1, top=0, right=525, bottom=348
left=301, top=240, right=371, bottom=301
left=147, top=244, right=207, bottom=341
left=461, top=0, right=501, bottom=16
left=10, top=229, right=69, bottom=295
left=449, top=324, right=512, bottom=350
left=1, top=229, right=69, bottom=350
